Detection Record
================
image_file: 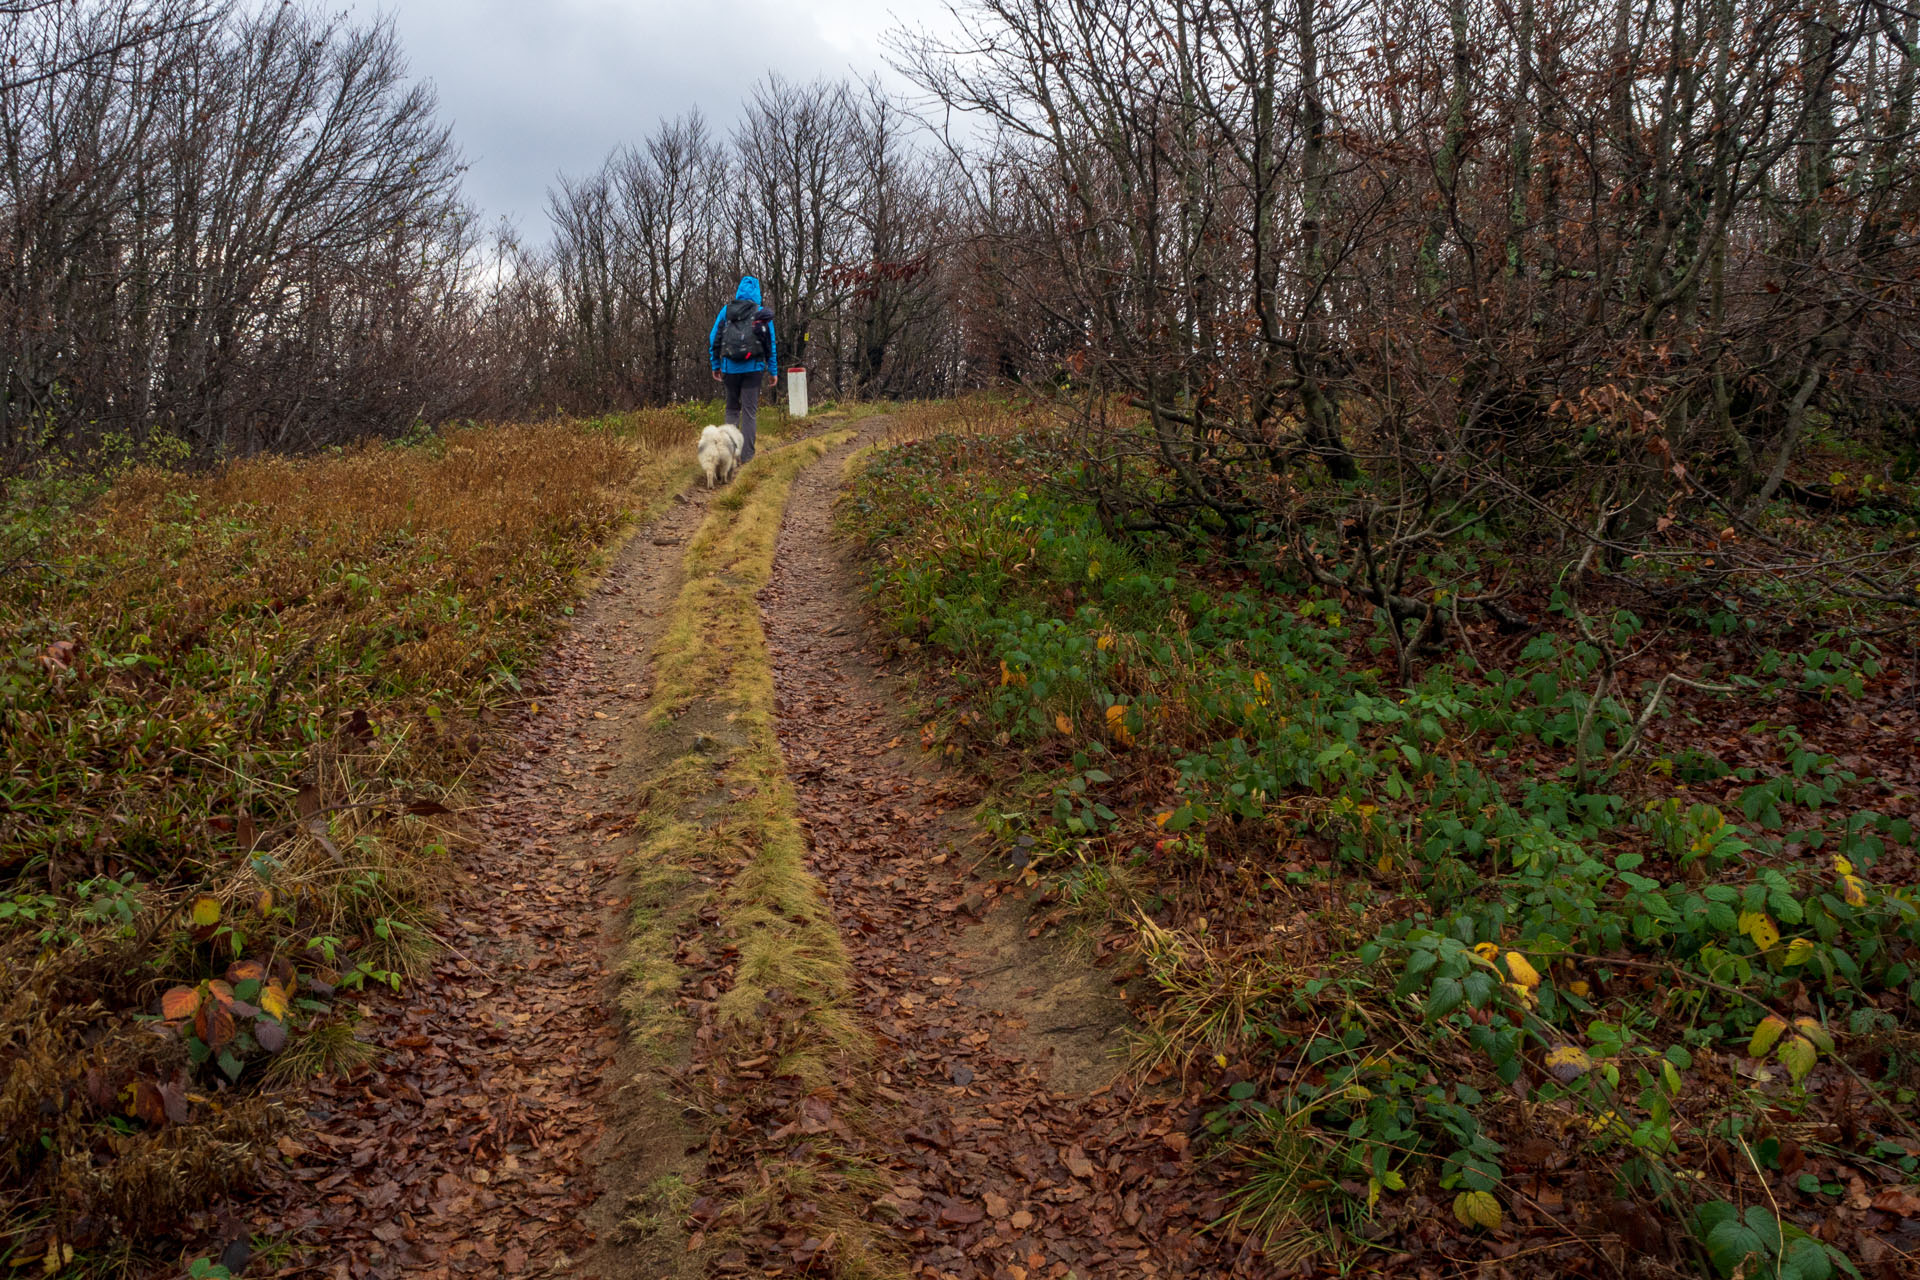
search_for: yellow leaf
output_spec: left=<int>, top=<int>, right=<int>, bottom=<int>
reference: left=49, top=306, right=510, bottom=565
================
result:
left=1452, top=1190, right=1503, bottom=1231
left=1096, top=633, right=1115, bottom=652
left=1472, top=942, right=1500, bottom=963
left=1567, top=980, right=1591, bottom=998
left=1055, top=713, right=1073, bottom=735
left=1782, top=937, right=1814, bottom=966
left=1793, top=1017, right=1834, bottom=1053
left=261, top=983, right=290, bottom=1021
left=1739, top=911, right=1780, bottom=951
left=1154, top=812, right=1173, bottom=828
left=1834, top=855, right=1855, bottom=876
left=1544, top=1044, right=1592, bottom=1083
left=1214, top=1053, right=1229, bottom=1069
left=1506, top=981, right=1538, bottom=1008
left=256, top=889, right=274, bottom=915
left=190, top=896, right=221, bottom=928
left=1841, top=875, right=1868, bottom=907
left=1105, top=705, right=1134, bottom=746
left=1778, top=1035, right=1817, bottom=1084
left=1504, top=952, right=1541, bottom=988
left=1748, top=1015, right=1788, bottom=1058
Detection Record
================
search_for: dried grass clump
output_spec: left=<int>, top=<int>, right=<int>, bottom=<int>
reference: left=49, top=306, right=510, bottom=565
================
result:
left=883, top=393, right=1032, bottom=447
left=2, top=418, right=683, bottom=1262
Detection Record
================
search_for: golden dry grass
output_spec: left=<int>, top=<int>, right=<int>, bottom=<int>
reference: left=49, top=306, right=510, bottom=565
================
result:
left=1, top=417, right=690, bottom=1269
left=619, top=430, right=900, bottom=1276
left=635, top=431, right=861, bottom=1070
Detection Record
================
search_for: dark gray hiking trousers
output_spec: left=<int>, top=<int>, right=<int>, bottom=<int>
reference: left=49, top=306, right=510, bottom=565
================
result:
left=723, top=372, right=762, bottom=462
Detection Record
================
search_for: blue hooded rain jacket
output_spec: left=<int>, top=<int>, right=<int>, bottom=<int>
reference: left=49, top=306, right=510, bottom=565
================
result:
left=709, top=275, right=778, bottom=376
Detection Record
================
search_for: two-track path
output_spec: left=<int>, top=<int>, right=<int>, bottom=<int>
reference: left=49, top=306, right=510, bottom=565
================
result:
left=235, top=419, right=1268, bottom=1279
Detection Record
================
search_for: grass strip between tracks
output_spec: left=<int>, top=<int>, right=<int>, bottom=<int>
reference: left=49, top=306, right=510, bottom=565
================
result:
left=621, top=428, right=895, bottom=1274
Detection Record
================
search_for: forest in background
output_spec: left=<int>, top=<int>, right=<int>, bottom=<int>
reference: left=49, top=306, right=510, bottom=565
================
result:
left=5, top=0, right=1920, bottom=1274
left=10, top=0, right=1917, bottom=505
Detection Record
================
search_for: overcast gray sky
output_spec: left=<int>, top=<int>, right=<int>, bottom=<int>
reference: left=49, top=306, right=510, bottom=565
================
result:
left=348, top=0, right=959, bottom=237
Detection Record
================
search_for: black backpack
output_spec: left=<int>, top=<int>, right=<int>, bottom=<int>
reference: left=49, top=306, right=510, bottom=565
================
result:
left=719, top=299, right=769, bottom=363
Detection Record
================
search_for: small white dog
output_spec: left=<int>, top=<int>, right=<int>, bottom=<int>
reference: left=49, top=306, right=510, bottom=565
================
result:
left=697, top=423, right=743, bottom=488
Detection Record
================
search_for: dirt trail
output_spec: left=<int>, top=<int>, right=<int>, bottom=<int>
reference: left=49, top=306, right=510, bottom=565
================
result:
left=240, top=421, right=1269, bottom=1280
left=763, top=426, right=1272, bottom=1280
left=244, top=486, right=714, bottom=1280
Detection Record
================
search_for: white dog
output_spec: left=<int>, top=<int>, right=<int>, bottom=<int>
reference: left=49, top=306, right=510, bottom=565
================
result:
left=697, top=423, right=743, bottom=488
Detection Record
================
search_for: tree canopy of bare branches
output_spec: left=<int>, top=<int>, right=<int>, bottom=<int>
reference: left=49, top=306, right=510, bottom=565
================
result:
left=0, top=0, right=475, bottom=466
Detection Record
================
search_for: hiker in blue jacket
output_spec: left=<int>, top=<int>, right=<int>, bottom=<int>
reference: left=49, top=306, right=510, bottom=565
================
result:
left=709, top=275, right=777, bottom=464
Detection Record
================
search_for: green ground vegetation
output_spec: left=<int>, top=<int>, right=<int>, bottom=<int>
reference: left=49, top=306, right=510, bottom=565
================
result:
left=841, top=420, right=1920, bottom=1277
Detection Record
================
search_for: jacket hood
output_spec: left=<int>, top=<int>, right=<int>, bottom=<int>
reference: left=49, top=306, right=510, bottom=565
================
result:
left=734, top=275, right=762, bottom=305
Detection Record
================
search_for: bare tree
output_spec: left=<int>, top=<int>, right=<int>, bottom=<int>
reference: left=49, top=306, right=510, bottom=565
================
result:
left=0, top=0, right=473, bottom=467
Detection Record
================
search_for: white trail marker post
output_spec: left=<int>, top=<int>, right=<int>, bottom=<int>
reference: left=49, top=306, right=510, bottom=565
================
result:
left=786, top=366, right=808, bottom=419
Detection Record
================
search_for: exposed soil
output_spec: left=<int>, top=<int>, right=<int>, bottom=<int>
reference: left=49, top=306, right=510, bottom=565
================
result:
left=234, top=488, right=714, bottom=1280
left=760, top=426, right=1276, bottom=1279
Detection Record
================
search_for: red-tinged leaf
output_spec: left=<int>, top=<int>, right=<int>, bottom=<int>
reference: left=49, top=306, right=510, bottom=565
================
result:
left=226, top=959, right=266, bottom=984
left=161, top=985, right=202, bottom=1020
left=195, top=1000, right=237, bottom=1050
left=939, top=1200, right=984, bottom=1225
left=1873, top=1187, right=1920, bottom=1216
left=129, top=1081, right=167, bottom=1127
left=158, top=1080, right=190, bottom=1125
left=37, top=639, right=78, bottom=674
left=207, top=980, right=236, bottom=1007
left=84, top=1068, right=114, bottom=1108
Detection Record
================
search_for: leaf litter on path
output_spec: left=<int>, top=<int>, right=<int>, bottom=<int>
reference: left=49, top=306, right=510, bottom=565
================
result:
left=742, top=425, right=1280, bottom=1279
left=210, top=493, right=712, bottom=1280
